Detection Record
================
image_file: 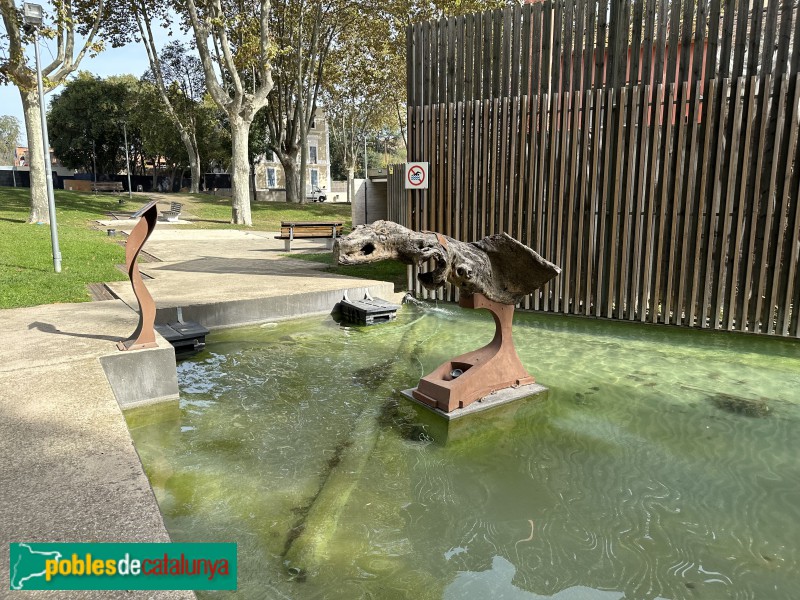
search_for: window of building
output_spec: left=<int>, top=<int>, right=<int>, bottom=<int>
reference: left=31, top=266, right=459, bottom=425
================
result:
left=267, top=167, right=277, bottom=188
left=309, top=144, right=318, bottom=164
left=310, top=169, right=319, bottom=189
left=310, top=119, right=317, bottom=129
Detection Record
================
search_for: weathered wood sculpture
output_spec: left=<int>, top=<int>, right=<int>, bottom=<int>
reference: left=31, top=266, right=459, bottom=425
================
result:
left=117, top=200, right=159, bottom=351
left=334, top=220, right=560, bottom=413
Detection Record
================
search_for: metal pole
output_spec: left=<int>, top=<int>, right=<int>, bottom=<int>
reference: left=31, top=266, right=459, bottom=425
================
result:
left=123, top=123, right=132, bottom=199
left=33, top=29, right=61, bottom=273
left=363, top=136, right=368, bottom=225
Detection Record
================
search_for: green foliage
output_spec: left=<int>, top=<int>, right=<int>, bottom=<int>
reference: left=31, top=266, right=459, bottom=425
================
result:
left=0, top=187, right=127, bottom=308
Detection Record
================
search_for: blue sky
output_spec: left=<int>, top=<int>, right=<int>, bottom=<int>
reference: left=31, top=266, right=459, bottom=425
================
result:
left=1, top=26, right=182, bottom=145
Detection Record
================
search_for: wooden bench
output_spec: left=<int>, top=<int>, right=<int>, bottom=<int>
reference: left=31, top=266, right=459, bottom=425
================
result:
left=276, top=220, right=343, bottom=252
left=92, top=181, right=123, bottom=193
left=160, top=202, right=183, bottom=222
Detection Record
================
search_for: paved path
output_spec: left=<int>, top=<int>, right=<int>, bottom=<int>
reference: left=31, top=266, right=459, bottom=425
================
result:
left=0, top=216, right=400, bottom=598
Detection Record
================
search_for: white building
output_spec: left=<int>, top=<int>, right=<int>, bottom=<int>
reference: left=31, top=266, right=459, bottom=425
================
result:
left=255, top=109, right=332, bottom=202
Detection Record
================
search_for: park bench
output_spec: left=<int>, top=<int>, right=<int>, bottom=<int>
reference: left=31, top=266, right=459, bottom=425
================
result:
left=92, top=181, right=124, bottom=193
left=160, top=202, right=183, bottom=222
left=276, top=220, right=343, bottom=252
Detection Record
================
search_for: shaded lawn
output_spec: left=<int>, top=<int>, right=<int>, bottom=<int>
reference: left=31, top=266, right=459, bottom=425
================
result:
left=286, top=252, right=409, bottom=293
left=0, top=187, right=127, bottom=308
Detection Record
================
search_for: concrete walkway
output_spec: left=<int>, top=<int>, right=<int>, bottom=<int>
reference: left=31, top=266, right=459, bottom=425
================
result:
left=0, top=217, right=400, bottom=597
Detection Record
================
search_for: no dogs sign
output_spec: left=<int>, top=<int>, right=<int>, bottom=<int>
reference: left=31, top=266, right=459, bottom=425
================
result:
left=405, top=162, right=429, bottom=189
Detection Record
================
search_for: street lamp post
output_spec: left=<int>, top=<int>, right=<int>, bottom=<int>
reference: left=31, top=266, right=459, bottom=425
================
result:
left=123, top=123, right=132, bottom=200
left=24, top=2, right=62, bottom=273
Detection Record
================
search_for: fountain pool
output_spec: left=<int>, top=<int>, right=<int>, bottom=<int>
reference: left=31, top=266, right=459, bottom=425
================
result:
left=125, top=303, right=800, bottom=599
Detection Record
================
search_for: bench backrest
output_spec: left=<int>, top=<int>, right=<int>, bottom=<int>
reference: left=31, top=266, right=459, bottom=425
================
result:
left=280, top=223, right=343, bottom=238
left=169, top=202, right=182, bottom=213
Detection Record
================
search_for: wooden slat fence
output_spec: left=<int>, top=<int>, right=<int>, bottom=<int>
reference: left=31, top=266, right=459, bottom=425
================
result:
left=407, top=1, right=800, bottom=105
left=390, top=74, right=800, bottom=337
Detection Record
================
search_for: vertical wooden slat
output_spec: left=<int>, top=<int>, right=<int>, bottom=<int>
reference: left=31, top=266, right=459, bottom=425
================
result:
left=516, top=96, right=530, bottom=242
left=701, top=79, right=731, bottom=329
left=641, top=0, right=657, bottom=86
left=732, top=0, right=749, bottom=77
left=642, top=84, right=665, bottom=321
left=511, top=4, right=522, bottom=98
left=747, top=0, right=765, bottom=76
left=607, top=87, right=627, bottom=318
left=454, top=101, right=464, bottom=242
left=473, top=14, right=484, bottom=101
left=653, top=84, right=676, bottom=324
left=586, top=89, right=604, bottom=315
left=541, top=0, right=553, bottom=97
left=754, top=79, right=787, bottom=330
left=769, top=75, right=800, bottom=334
left=521, top=4, right=532, bottom=99
left=677, top=0, right=693, bottom=84
left=631, top=84, right=651, bottom=320
left=555, top=91, right=572, bottom=312
left=726, top=77, right=757, bottom=329
left=761, top=0, right=779, bottom=75
left=563, top=0, right=574, bottom=91
left=665, top=0, right=681, bottom=86
left=630, top=0, right=645, bottom=86
left=774, top=0, right=794, bottom=77
left=498, top=97, right=510, bottom=233
left=572, top=0, right=586, bottom=91
left=535, top=93, right=551, bottom=310
left=531, top=4, right=542, bottom=97
left=437, top=103, right=446, bottom=234
left=653, top=0, right=669, bottom=85
left=575, top=90, right=593, bottom=313
left=526, top=94, right=539, bottom=250
left=551, top=0, right=563, bottom=93
left=676, top=80, right=703, bottom=326
left=439, top=17, right=448, bottom=104
left=665, top=82, right=689, bottom=324
left=705, top=0, right=721, bottom=83
left=544, top=91, right=561, bottom=312
left=596, top=0, right=610, bottom=88
left=507, top=98, right=519, bottom=235
left=455, top=16, right=465, bottom=103
left=482, top=11, right=492, bottom=100
left=622, top=86, right=641, bottom=319
left=719, top=0, right=736, bottom=78
left=583, top=0, right=596, bottom=91
left=492, top=9, right=503, bottom=99
left=471, top=100, right=481, bottom=242
left=488, top=98, right=500, bottom=235
left=563, top=91, right=581, bottom=313
left=689, top=79, right=717, bottom=327
left=596, top=88, right=615, bottom=317
left=690, top=0, right=707, bottom=84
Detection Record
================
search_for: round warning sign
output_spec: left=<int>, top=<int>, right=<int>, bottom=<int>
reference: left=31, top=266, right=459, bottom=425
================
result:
left=405, top=162, right=429, bottom=189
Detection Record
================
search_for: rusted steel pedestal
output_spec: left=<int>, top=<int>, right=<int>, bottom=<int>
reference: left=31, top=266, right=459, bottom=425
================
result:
left=411, top=293, right=535, bottom=413
left=118, top=200, right=159, bottom=351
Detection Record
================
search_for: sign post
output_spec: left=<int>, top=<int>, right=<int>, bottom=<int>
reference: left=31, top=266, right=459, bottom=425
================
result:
left=404, top=162, right=429, bottom=190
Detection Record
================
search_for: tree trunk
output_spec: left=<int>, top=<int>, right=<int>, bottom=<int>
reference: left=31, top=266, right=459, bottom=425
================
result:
left=189, top=131, right=201, bottom=194
left=282, top=153, right=301, bottom=203
left=178, top=128, right=201, bottom=194
left=298, top=132, right=308, bottom=205
left=229, top=115, right=253, bottom=225
left=20, top=88, right=49, bottom=224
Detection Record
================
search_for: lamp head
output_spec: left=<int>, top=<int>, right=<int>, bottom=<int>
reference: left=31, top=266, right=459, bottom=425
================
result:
left=23, top=2, right=43, bottom=27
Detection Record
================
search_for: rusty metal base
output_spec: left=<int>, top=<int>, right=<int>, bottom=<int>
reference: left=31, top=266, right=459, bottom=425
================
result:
left=116, top=339, right=159, bottom=351
left=411, top=293, right=535, bottom=413
left=402, top=383, right=547, bottom=421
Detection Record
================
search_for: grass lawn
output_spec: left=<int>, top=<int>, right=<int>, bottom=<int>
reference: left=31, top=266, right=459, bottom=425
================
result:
left=167, top=193, right=353, bottom=230
left=285, top=252, right=409, bottom=293
left=0, top=186, right=363, bottom=308
left=0, top=187, right=128, bottom=308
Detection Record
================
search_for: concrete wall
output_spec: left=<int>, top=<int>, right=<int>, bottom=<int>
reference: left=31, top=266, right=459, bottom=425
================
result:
left=352, top=179, right=388, bottom=226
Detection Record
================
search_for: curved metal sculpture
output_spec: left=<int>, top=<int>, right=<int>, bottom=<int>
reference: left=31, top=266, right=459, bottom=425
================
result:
left=117, top=200, right=159, bottom=351
left=334, top=221, right=561, bottom=413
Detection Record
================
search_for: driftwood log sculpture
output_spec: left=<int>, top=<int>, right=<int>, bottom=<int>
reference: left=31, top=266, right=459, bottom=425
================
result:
left=334, top=221, right=560, bottom=413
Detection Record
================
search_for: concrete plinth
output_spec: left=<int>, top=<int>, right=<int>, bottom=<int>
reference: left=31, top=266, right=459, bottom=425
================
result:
left=401, top=383, right=548, bottom=420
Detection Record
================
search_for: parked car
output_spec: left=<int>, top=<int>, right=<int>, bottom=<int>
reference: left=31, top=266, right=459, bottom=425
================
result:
left=309, top=186, right=327, bottom=202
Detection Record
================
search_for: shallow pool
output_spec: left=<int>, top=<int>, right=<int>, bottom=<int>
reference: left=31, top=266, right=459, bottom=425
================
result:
left=126, top=303, right=800, bottom=599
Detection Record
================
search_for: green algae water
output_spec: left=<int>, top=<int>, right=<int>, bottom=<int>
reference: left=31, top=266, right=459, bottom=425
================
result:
left=125, top=304, right=800, bottom=599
